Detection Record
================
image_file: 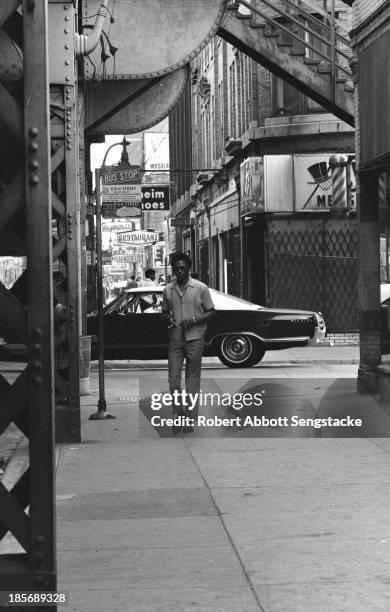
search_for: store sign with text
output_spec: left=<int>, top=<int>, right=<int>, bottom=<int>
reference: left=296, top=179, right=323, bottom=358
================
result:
left=141, top=185, right=170, bottom=211
left=117, top=230, right=159, bottom=244
left=101, top=163, right=142, bottom=217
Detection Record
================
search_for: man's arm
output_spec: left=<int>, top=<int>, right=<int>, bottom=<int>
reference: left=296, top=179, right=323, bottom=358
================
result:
left=180, top=309, right=214, bottom=329
left=161, top=288, right=173, bottom=323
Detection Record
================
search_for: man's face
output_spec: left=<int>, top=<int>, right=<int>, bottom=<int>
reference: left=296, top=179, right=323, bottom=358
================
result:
left=172, top=260, right=189, bottom=283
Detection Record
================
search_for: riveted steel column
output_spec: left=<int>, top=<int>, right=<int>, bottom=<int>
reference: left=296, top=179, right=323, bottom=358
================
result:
left=49, top=0, right=81, bottom=442
left=24, top=0, right=56, bottom=595
left=64, top=82, right=81, bottom=440
left=0, top=0, right=56, bottom=598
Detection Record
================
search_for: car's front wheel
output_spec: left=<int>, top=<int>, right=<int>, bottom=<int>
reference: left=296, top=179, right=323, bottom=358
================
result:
left=218, top=334, right=265, bottom=368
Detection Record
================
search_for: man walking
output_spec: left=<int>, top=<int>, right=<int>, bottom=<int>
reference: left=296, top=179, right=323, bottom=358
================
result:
left=162, top=253, right=214, bottom=433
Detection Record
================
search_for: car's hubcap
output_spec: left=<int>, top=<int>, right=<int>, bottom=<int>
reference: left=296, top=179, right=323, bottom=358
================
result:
left=222, top=335, right=252, bottom=363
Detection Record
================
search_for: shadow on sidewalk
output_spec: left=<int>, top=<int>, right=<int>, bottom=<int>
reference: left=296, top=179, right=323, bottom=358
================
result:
left=138, top=377, right=390, bottom=439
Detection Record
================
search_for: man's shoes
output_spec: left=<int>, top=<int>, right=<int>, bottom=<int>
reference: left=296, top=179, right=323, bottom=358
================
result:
left=182, top=425, right=194, bottom=433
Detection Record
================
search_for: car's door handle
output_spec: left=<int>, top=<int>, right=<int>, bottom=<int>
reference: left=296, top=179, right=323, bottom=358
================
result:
left=261, top=321, right=270, bottom=327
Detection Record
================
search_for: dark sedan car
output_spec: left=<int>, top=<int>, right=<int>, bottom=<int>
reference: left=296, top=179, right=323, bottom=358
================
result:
left=87, top=287, right=326, bottom=367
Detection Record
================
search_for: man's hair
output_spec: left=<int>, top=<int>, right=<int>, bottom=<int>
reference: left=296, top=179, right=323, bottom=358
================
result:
left=145, top=268, right=156, bottom=279
left=130, top=275, right=136, bottom=280
left=170, top=252, right=192, bottom=269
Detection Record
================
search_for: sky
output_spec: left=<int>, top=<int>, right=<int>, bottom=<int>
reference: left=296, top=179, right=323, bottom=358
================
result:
left=89, top=118, right=169, bottom=177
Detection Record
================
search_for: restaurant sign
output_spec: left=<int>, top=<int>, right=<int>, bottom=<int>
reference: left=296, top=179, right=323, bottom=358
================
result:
left=117, top=230, right=159, bottom=244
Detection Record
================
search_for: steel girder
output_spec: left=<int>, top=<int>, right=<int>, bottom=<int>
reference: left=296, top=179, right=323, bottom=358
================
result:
left=49, top=1, right=81, bottom=443
left=50, top=82, right=81, bottom=443
left=0, top=0, right=56, bottom=604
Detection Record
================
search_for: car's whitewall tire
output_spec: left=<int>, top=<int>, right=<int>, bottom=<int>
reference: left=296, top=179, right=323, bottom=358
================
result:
left=218, top=334, right=265, bottom=367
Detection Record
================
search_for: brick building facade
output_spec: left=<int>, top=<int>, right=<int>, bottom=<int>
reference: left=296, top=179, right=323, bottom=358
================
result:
left=170, top=0, right=357, bottom=335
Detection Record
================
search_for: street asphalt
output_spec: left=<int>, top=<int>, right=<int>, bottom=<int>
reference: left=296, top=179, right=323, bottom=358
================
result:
left=4, top=344, right=390, bottom=611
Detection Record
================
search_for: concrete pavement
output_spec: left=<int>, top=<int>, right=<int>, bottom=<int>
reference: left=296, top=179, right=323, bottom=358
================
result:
left=55, top=377, right=390, bottom=611
left=4, top=346, right=390, bottom=611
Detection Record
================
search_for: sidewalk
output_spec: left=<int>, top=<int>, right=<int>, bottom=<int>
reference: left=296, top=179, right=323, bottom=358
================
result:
left=3, top=361, right=390, bottom=611
left=93, top=344, right=360, bottom=370
left=58, top=379, right=390, bottom=611
left=0, top=345, right=360, bottom=374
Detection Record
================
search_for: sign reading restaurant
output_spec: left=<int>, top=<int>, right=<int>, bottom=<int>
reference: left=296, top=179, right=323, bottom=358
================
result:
left=101, top=163, right=142, bottom=218
left=117, top=230, right=159, bottom=244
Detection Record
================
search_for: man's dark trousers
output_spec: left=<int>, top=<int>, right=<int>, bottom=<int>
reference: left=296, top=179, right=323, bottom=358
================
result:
left=168, top=337, right=204, bottom=420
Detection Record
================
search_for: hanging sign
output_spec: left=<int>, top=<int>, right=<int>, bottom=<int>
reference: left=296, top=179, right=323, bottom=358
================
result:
left=101, top=164, right=142, bottom=217
left=141, top=185, right=170, bottom=211
left=117, top=230, right=159, bottom=244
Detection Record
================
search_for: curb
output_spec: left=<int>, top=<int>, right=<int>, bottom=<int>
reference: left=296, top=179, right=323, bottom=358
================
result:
left=0, top=358, right=359, bottom=373
left=91, top=358, right=359, bottom=370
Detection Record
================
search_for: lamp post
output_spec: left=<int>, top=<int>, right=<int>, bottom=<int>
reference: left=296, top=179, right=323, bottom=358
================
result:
left=89, top=136, right=130, bottom=420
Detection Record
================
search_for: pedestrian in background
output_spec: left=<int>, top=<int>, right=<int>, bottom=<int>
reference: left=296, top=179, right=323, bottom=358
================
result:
left=126, top=274, right=138, bottom=289
left=139, top=268, right=157, bottom=311
left=162, top=252, right=214, bottom=433
left=140, top=268, right=157, bottom=287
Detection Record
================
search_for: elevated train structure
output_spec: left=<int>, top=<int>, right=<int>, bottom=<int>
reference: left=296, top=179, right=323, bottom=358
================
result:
left=0, top=0, right=357, bottom=600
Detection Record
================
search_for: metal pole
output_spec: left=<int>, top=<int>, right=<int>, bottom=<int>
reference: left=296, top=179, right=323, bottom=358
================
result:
left=238, top=186, right=244, bottom=298
left=330, top=0, right=336, bottom=103
left=89, top=168, right=115, bottom=420
left=207, top=206, right=212, bottom=286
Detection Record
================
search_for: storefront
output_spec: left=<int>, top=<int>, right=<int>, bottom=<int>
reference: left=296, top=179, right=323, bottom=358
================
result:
left=195, top=187, right=240, bottom=294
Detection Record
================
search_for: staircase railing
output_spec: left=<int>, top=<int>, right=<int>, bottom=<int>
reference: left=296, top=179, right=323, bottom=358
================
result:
left=227, top=0, right=353, bottom=101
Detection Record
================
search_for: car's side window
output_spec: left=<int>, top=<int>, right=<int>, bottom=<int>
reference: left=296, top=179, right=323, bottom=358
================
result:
left=135, top=293, right=163, bottom=313
left=113, top=294, right=133, bottom=315
left=126, top=297, right=140, bottom=314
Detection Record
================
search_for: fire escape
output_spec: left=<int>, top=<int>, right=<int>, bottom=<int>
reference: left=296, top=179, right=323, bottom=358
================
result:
left=219, top=0, right=354, bottom=126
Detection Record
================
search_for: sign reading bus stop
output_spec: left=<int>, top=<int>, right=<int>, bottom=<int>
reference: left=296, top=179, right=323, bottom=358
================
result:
left=101, top=164, right=142, bottom=217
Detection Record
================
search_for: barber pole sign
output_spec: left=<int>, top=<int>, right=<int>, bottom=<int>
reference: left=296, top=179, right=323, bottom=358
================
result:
left=329, top=155, right=348, bottom=209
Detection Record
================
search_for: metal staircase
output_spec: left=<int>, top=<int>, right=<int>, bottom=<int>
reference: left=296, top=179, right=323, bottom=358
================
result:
left=218, top=0, right=355, bottom=126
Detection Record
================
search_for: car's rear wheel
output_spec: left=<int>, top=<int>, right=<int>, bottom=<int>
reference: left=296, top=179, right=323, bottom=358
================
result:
left=218, top=334, right=265, bottom=368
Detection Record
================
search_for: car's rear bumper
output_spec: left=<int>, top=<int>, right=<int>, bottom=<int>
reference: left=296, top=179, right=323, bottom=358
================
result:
left=309, top=313, right=327, bottom=344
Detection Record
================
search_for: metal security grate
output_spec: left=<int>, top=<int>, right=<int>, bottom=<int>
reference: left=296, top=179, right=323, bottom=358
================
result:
left=267, top=218, right=358, bottom=332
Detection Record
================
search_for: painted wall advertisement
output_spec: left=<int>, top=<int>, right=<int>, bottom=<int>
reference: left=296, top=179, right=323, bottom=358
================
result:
left=240, top=155, right=356, bottom=213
